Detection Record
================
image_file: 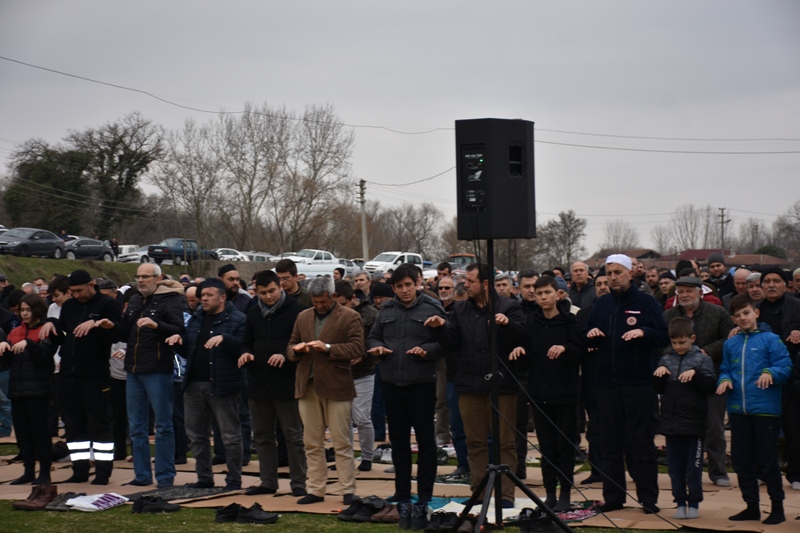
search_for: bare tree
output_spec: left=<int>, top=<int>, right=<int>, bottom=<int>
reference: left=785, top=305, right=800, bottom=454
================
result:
left=773, top=200, right=800, bottom=260
left=670, top=204, right=701, bottom=250
left=150, top=119, right=222, bottom=246
left=732, top=217, right=772, bottom=254
left=537, top=210, right=587, bottom=267
left=601, top=219, right=640, bottom=251
left=651, top=224, right=673, bottom=255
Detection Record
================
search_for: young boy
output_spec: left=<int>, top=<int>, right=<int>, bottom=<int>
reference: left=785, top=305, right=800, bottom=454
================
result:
left=717, top=294, right=793, bottom=525
left=509, top=275, right=583, bottom=511
left=654, top=317, right=717, bottom=519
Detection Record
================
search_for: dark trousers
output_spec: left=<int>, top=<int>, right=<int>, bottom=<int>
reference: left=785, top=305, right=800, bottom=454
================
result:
left=532, top=402, right=578, bottom=494
left=514, top=385, right=531, bottom=476
left=173, top=381, right=188, bottom=461
left=383, top=381, right=437, bottom=502
left=58, top=375, right=114, bottom=479
left=596, top=384, right=659, bottom=507
left=371, top=365, right=386, bottom=441
left=213, top=388, right=251, bottom=462
left=704, top=391, right=729, bottom=482
left=665, top=435, right=704, bottom=507
left=11, top=396, right=51, bottom=474
left=782, top=391, right=800, bottom=483
left=730, top=414, right=784, bottom=504
left=110, top=377, right=128, bottom=460
left=446, top=381, right=468, bottom=471
left=584, top=400, right=603, bottom=477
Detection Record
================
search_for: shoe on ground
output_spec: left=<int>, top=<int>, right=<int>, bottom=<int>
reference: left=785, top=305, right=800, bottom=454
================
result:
left=729, top=504, right=760, bottom=521
left=46, top=491, right=85, bottom=512
left=791, top=481, right=800, bottom=491
left=63, top=474, right=89, bottom=484
left=673, top=506, right=687, bottom=519
left=337, top=498, right=363, bottom=521
left=13, top=485, right=58, bottom=511
left=343, top=493, right=357, bottom=505
left=686, top=507, right=699, bottom=519
left=581, top=475, right=602, bottom=485
left=215, top=503, right=241, bottom=523
left=223, top=482, right=241, bottom=491
left=357, top=459, right=372, bottom=471
left=91, top=476, right=109, bottom=486
left=245, top=485, right=277, bottom=496
left=352, top=496, right=388, bottom=522
left=398, top=501, right=413, bottom=530
left=411, top=501, right=432, bottom=530
left=297, top=494, right=324, bottom=505
left=236, top=502, right=278, bottom=524
left=291, top=486, right=307, bottom=497
left=132, top=495, right=181, bottom=513
left=370, top=503, right=395, bottom=523
left=713, top=478, right=731, bottom=487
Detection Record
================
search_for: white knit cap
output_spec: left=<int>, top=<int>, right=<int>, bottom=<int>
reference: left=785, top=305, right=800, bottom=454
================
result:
left=605, top=254, right=633, bottom=270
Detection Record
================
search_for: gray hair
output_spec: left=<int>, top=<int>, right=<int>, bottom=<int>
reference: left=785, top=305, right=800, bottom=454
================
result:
left=150, top=263, right=162, bottom=277
left=308, top=276, right=335, bottom=297
left=354, top=270, right=370, bottom=279
left=745, top=273, right=761, bottom=284
left=495, top=272, right=510, bottom=282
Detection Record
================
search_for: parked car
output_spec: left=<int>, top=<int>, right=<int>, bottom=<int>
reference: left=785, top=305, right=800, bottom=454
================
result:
left=364, top=251, right=424, bottom=274
left=148, top=239, right=218, bottom=265
left=338, top=259, right=357, bottom=278
left=117, top=245, right=154, bottom=263
left=280, top=249, right=338, bottom=277
left=0, top=227, right=64, bottom=258
left=64, top=238, right=115, bottom=261
left=116, top=244, right=139, bottom=256
left=242, top=251, right=274, bottom=263
left=213, top=248, right=251, bottom=262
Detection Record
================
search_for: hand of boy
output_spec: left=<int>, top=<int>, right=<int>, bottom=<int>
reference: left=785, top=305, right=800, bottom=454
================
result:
left=653, top=366, right=670, bottom=377
left=756, top=372, right=773, bottom=389
left=678, top=369, right=695, bottom=382
left=509, top=346, right=525, bottom=360
left=716, top=381, right=732, bottom=395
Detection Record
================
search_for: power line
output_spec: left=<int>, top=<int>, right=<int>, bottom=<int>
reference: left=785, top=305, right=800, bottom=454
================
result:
left=535, top=139, right=800, bottom=155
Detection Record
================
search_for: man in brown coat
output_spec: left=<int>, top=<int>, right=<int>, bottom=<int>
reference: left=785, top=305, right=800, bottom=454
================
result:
left=287, top=276, right=364, bottom=505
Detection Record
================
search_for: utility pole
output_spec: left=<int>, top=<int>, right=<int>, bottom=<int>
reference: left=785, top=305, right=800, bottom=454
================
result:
left=359, top=180, right=369, bottom=261
left=718, top=207, right=731, bottom=254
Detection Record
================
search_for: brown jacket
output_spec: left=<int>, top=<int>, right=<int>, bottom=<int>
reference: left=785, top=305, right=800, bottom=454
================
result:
left=286, top=303, right=364, bottom=401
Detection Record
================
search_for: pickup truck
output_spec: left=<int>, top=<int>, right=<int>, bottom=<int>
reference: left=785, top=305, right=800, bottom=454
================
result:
left=148, top=239, right=218, bottom=265
left=280, top=249, right=339, bottom=278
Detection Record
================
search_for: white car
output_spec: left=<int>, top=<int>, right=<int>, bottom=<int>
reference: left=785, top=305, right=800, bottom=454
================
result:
left=117, top=245, right=154, bottom=263
left=213, top=248, right=251, bottom=261
left=281, top=249, right=338, bottom=277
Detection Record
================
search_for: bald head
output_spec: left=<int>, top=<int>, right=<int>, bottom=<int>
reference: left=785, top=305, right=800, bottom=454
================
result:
left=733, top=268, right=750, bottom=295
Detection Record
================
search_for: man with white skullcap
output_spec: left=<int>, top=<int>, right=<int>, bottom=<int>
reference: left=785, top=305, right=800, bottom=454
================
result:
left=585, top=254, right=669, bottom=514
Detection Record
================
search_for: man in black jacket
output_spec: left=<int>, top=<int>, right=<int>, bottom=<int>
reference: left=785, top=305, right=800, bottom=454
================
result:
left=238, top=270, right=307, bottom=496
left=425, top=262, right=525, bottom=507
left=169, top=278, right=246, bottom=491
left=40, top=269, right=121, bottom=484
left=367, top=264, right=445, bottom=508
left=117, top=263, right=185, bottom=489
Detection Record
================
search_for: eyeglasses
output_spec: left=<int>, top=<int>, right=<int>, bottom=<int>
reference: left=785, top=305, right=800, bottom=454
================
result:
left=135, top=275, right=156, bottom=280
left=439, top=286, right=453, bottom=290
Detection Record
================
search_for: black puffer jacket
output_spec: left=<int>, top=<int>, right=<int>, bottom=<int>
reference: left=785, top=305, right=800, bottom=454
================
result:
left=434, top=294, right=525, bottom=394
left=522, top=301, right=584, bottom=404
left=120, top=280, right=185, bottom=374
left=180, top=301, right=246, bottom=396
left=654, top=346, right=716, bottom=437
left=241, top=295, right=305, bottom=400
left=5, top=323, right=55, bottom=398
left=367, top=292, right=445, bottom=387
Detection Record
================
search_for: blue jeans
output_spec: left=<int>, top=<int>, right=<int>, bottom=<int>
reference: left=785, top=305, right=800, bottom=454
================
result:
left=127, top=372, right=175, bottom=486
left=446, top=381, right=468, bottom=471
left=0, top=369, right=11, bottom=437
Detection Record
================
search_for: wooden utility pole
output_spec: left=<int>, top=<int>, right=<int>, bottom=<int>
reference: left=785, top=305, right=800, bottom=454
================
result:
left=359, top=180, right=369, bottom=261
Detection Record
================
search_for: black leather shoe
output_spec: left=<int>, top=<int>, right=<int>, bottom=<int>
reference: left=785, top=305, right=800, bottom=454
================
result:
left=215, top=503, right=241, bottom=523
left=132, top=496, right=181, bottom=513
left=245, top=485, right=277, bottom=496
left=236, top=502, right=278, bottom=524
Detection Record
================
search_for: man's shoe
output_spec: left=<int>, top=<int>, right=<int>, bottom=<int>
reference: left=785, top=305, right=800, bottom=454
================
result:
left=343, top=493, right=357, bottom=505
left=185, top=481, right=215, bottom=489
left=132, top=496, right=181, bottom=513
left=398, top=501, right=413, bottom=530
left=791, top=481, right=800, bottom=491
left=642, top=503, right=660, bottom=514
left=581, top=475, right=602, bottom=485
left=236, top=502, right=278, bottom=524
left=223, top=482, right=241, bottom=491
left=245, top=485, right=277, bottom=496
left=713, top=478, right=731, bottom=487
left=297, top=494, right=324, bottom=505
left=337, top=498, right=364, bottom=521
left=291, top=487, right=307, bottom=497
left=46, top=491, right=85, bottom=512
left=215, top=503, right=241, bottom=523
left=411, top=501, right=431, bottom=531
left=370, top=503, right=395, bottom=523
left=437, top=511, right=459, bottom=531
left=763, top=500, right=784, bottom=525
left=13, top=484, right=58, bottom=511
left=425, top=510, right=447, bottom=531
left=358, top=459, right=372, bottom=471
left=63, top=474, right=89, bottom=484
left=91, top=476, right=109, bottom=486
left=352, top=496, right=387, bottom=522
left=729, top=504, right=760, bottom=521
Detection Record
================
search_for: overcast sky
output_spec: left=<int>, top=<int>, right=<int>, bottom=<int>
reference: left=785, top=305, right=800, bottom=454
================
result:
left=1, top=1, right=798, bottom=255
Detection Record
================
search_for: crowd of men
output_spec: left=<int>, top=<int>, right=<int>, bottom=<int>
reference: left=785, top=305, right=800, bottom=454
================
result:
left=0, top=252, right=798, bottom=525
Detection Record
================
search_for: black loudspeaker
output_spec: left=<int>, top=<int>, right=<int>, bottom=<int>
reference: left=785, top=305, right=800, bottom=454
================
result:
left=455, top=118, right=536, bottom=240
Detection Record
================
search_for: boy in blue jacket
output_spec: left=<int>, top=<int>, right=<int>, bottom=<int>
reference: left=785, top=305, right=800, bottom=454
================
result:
left=717, top=294, right=793, bottom=525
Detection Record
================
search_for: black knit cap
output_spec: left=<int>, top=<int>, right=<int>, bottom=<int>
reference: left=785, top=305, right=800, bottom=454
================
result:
left=68, top=269, right=93, bottom=286
left=201, top=278, right=226, bottom=292
left=371, top=283, right=394, bottom=298
left=217, top=264, right=237, bottom=277
left=760, top=266, right=788, bottom=284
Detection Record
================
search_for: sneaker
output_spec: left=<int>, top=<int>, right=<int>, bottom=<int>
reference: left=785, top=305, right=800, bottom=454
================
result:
left=673, top=506, right=687, bottom=519
left=380, top=449, right=393, bottom=464
left=714, top=478, right=731, bottom=487
left=46, top=492, right=85, bottom=511
left=337, top=498, right=363, bottom=521
left=398, top=501, right=413, bottom=530
left=686, top=507, right=699, bottom=519
left=215, top=503, right=241, bottom=523
left=791, top=481, right=800, bottom=491
left=411, top=501, right=432, bottom=530
left=132, top=496, right=181, bottom=513
left=236, top=502, right=278, bottom=524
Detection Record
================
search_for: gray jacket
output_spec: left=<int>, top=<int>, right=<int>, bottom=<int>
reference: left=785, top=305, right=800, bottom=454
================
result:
left=366, top=293, right=445, bottom=386
left=663, top=300, right=735, bottom=373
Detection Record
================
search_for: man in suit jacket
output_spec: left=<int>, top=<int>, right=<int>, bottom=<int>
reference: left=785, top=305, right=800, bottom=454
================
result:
left=287, top=276, right=364, bottom=505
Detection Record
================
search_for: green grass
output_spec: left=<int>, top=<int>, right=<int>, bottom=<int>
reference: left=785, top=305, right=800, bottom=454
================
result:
left=0, top=256, right=192, bottom=288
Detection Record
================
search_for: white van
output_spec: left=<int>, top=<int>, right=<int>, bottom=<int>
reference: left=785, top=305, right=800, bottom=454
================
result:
left=364, top=251, right=423, bottom=274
